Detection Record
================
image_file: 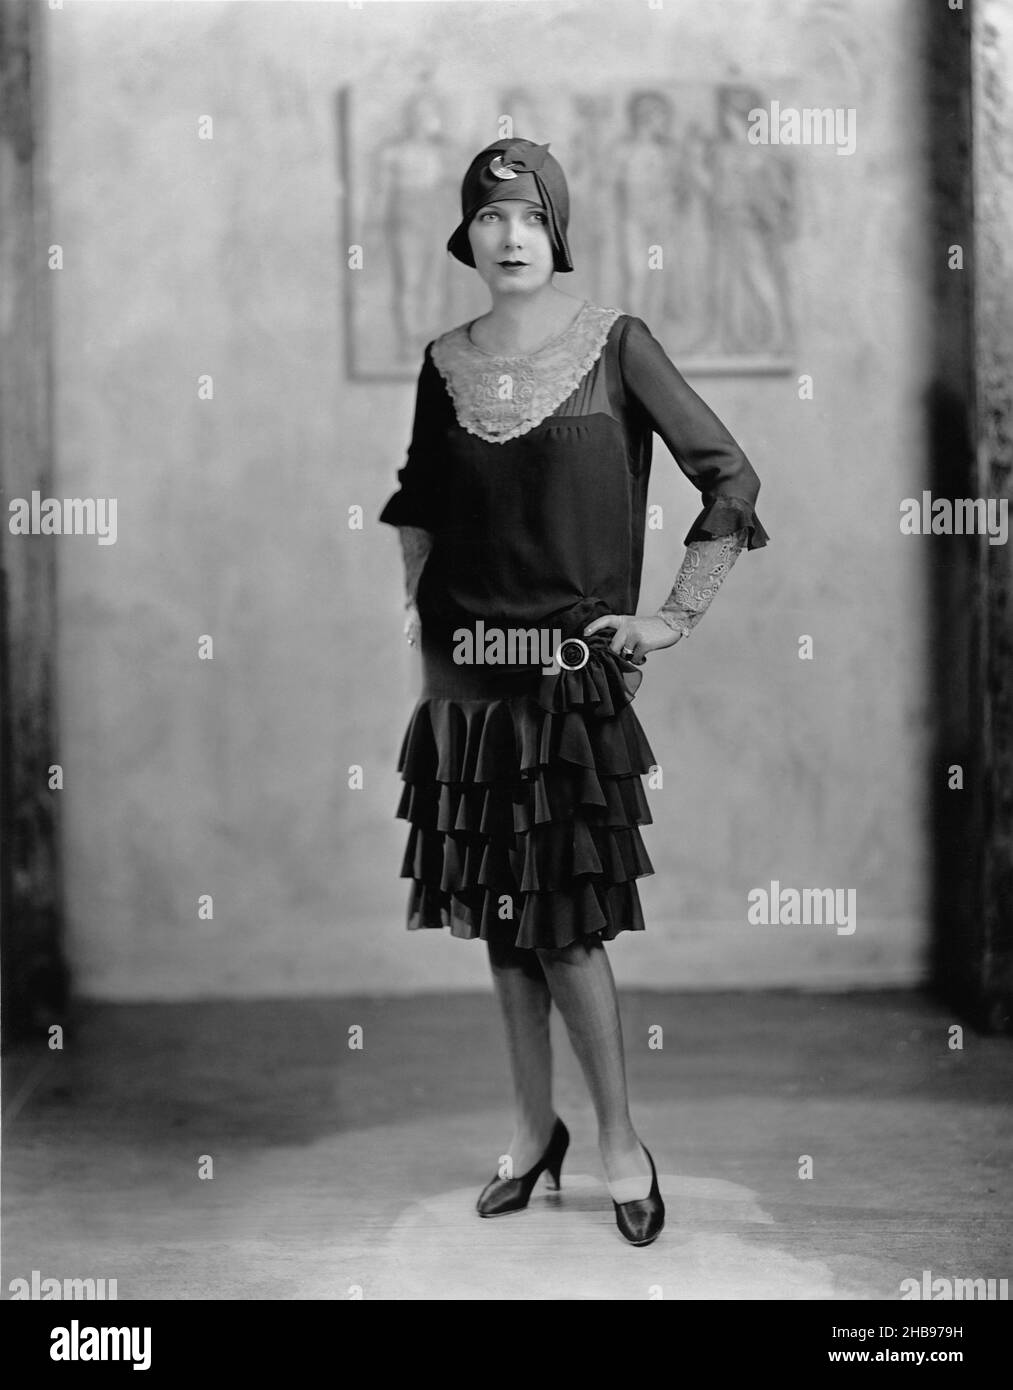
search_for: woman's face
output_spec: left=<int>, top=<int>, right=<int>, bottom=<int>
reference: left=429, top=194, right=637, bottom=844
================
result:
left=467, top=199, right=554, bottom=292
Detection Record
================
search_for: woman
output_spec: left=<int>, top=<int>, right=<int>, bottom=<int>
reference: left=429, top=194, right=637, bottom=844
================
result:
left=378, top=137, right=768, bottom=1247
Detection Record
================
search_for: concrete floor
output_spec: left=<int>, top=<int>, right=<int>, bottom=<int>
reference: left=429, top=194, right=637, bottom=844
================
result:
left=2, top=991, right=1011, bottom=1300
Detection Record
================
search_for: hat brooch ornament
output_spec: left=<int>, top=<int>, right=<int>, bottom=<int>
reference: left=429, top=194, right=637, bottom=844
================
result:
left=487, top=142, right=552, bottom=179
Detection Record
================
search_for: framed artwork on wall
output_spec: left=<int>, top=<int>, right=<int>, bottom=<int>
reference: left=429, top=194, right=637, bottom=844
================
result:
left=338, top=81, right=798, bottom=380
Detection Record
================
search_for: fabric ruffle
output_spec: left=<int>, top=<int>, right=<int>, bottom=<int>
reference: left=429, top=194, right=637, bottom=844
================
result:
left=393, top=633, right=657, bottom=950
left=684, top=493, right=770, bottom=550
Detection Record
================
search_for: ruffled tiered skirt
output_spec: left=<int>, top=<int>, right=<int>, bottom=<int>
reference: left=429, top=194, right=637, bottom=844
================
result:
left=393, top=632, right=657, bottom=950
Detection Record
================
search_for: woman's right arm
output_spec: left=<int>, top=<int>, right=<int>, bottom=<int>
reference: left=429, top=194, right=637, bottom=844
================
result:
left=377, top=343, right=445, bottom=645
left=398, top=525, right=433, bottom=646
left=399, top=525, right=433, bottom=603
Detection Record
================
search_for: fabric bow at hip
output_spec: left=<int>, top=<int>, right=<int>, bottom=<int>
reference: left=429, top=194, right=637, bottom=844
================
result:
left=536, top=631, right=644, bottom=719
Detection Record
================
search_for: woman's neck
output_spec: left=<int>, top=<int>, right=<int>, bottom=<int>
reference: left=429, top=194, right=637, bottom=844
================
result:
left=472, top=286, right=584, bottom=355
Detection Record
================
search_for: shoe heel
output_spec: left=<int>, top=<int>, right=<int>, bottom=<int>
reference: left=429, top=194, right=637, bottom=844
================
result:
left=544, top=1123, right=570, bottom=1190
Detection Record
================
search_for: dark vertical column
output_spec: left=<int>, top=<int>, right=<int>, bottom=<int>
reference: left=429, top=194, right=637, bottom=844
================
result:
left=0, top=0, right=67, bottom=1043
left=972, top=0, right=1013, bottom=1030
left=924, top=2, right=983, bottom=1021
left=926, top=0, right=1013, bottom=1032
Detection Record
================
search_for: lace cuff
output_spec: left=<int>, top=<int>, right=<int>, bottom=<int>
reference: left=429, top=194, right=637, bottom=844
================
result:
left=657, top=528, right=748, bottom=637
left=399, top=525, right=433, bottom=607
left=684, top=495, right=770, bottom=550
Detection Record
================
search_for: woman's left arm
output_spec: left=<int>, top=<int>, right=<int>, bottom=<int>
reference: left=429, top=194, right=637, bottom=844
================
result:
left=656, top=528, right=750, bottom=640
left=619, top=314, right=770, bottom=550
left=585, top=529, right=749, bottom=660
left=585, top=317, right=768, bottom=661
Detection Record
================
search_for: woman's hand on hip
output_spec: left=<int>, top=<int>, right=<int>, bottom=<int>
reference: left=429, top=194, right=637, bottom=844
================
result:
left=583, top=613, right=682, bottom=664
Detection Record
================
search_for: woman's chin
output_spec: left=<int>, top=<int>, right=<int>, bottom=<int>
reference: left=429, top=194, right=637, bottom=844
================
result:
left=482, top=270, right=551, bottom=293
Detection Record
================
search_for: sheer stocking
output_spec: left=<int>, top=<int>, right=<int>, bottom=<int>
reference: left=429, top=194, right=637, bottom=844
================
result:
left=535, top=937, right=653, bottom=1202
left=486, top=939, right=558, bottom=1176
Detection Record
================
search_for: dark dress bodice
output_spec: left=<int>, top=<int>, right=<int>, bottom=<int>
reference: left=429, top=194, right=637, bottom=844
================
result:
left=379, top=305, right=768, bottom=646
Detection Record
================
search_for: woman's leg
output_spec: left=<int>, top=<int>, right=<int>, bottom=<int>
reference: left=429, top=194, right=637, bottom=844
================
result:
left=486, top=938, right=558, bottom=1174
left=535, top=937, right=654, bottom=1201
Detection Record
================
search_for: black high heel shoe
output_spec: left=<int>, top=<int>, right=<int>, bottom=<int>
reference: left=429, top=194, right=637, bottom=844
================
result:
left=612, top=1146, right=665, bottom=1246
left=476, top=1118, right=569, bottom=1218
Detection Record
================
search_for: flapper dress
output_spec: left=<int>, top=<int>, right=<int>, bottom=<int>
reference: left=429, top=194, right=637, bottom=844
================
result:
left=378, top=300, right=768, bottom=950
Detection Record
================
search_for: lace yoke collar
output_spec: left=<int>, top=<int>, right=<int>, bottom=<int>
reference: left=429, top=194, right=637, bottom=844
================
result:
left=430, top=300, right=622, bottom=444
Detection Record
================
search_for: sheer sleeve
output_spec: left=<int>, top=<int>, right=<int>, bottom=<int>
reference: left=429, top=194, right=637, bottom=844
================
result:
left=378, top=343, right=445, bottom=533
left=619, top=316, right=769, bottom=550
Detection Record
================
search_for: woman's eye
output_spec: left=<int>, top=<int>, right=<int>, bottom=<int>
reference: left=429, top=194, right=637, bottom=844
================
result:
left=478, top=210, right=546, bottom=223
